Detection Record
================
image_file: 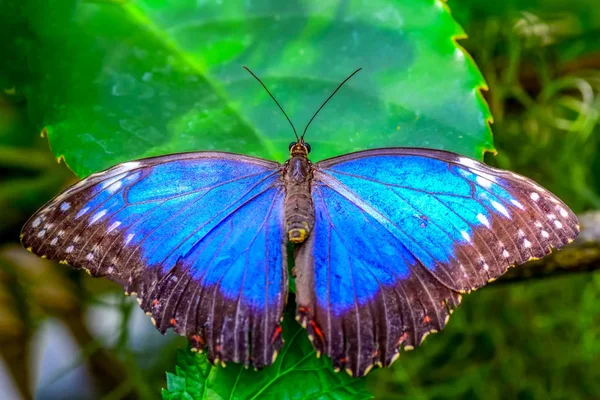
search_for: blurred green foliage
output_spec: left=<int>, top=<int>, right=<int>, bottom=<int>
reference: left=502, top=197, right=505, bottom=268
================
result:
left=0, top=0, right=599, bottom=399
left=454, top=0, right=600, bottom=213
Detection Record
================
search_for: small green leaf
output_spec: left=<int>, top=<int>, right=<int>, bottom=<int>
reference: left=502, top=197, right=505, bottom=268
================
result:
left=22, top=0, right=492, bottom=177
left=162, top=308, right=372, bottom=400
left=166, top=372, right=187, bottom=394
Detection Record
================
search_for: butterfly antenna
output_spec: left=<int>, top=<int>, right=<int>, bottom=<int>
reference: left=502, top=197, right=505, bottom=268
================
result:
left=243, top=66, right=299, bottom=141
left=301, top=68, right=362, bottom=140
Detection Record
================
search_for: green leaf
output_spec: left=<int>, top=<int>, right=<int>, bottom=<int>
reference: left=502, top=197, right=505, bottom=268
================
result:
left=162, top=308, right=372, bottom=400
left=165, top=373, right=187, bottom=394
left=22, top=0, right=492, bottom=178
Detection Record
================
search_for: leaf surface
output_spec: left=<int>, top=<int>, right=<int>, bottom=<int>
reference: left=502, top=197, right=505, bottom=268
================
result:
left=23, top=0, right=492, bottom=177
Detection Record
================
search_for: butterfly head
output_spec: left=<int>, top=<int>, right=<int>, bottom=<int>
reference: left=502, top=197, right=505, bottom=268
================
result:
left=289, top=141, right=311, bottom=157
left=243, top=65, right=361, bottom=161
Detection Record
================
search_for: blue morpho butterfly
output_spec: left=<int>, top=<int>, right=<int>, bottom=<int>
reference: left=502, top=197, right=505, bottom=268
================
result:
left=21, top=67, right=579, bottom=377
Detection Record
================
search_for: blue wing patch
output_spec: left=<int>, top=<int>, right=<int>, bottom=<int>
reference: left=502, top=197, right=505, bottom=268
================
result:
left=295, top=148, right=579, bottom=376
left=21, top=153, right=287, bottom=368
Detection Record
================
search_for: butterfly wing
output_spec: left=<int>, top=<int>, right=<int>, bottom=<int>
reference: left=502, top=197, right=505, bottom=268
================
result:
left=21, top=152, right=287, bottom=368
left=295, top=148, right=579, bottom=376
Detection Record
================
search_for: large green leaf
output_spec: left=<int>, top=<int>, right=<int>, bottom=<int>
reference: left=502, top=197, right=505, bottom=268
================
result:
left=23, top=0, right=492, bottom=178
left=162, top=308, right=372, bottom=400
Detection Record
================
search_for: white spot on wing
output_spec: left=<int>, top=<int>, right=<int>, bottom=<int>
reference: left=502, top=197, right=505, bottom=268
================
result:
left=76, top=207, right=90, bottom=219
left=558, top=207, right=568, bottom=218
left=100, top=173, right=126, bottom=190
left=60, top=202, right=70, bottom=211
left=120, top=161, right=141, bottom=171
left=457, top=157, right=480, bottom=169
left=541, top=230, right=550, bottom=238
left=523, top=239, right=532, bottom=248
left=475, top=176, right=492, bottom=188
left=461, top=230, right=471, bottom=242
left=86, top=253, right=94, bottom=261
left=491, top=201, right=510, bottom=218
left=66, top=245, right=74, bottom=253
left=32, top=218, right=41, bottom=228
left=37, top=230, right=46, bottom=238
left=554, top=220, right=563, bottom=229
left=457, top=168, right=471, bottom=178
left=50, top=237, right=58, bottom=246
left=530, top=192, right=540, bottom=201
left=90, top=209, right=108, bottom=224
left=125, top=233, right=135, bottom=245
left=476, top=213, right=491, bottom=227
left=107, top=221, right=121, bottom=233
left=510, top=199, right=525, bottom=210
left=108, top=180, right=123, bottom=194
left=475, top=171, right=499, bottom=183
left=502, top=250, right=510, bottom=258
left=107, top=162, right=141, bottom=178
left=107, top=266, right=114, bottom=274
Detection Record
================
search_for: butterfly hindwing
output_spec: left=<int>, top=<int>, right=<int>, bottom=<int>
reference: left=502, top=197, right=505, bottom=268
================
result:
left=295, top=148, right=578, bottom=376
left=295, top=184, right=463, bottom=376
left=21, top=152, right=288, bottom=368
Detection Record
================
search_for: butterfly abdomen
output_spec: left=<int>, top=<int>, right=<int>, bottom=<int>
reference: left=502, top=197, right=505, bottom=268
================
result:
left=284, top=156, right=315, bottom=243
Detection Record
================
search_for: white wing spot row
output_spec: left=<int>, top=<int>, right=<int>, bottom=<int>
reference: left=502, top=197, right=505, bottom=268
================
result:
left=530, top=192, right=540, bottom=201
left=107, top=221, right=122, bottom=233
left=460, top=230, right=471, bottom=243
left=491, top=201, right=510, bottom=218
left=457, top=157, right=480, bottom=169
left=90, top=209, right=108, bottom=225
left=475, top=176, right=492, bottom=189
left=554, top=220, right=563, bottom=229
left=510, top=199, right=525, bottom=210
left=476, top=213, right=491, bottom=228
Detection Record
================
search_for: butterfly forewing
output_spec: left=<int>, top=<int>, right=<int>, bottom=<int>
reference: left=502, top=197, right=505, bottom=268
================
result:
left=21, top=152, right=288, bottom=369
left=295, top=148, right=578, bottom=376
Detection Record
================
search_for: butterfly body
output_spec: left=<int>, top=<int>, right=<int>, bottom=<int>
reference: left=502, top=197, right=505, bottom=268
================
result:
left=283, top=142, right=315, bottom=243
left=21, top=145, right=579, bottom=376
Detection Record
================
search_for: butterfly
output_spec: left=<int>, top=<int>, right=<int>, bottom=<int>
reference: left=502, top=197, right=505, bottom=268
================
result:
left=21, top=68, right=579, bottom=377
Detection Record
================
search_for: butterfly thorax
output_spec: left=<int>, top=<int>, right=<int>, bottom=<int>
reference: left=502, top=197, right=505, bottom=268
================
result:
left=283, top=147, right=315, bottom=243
